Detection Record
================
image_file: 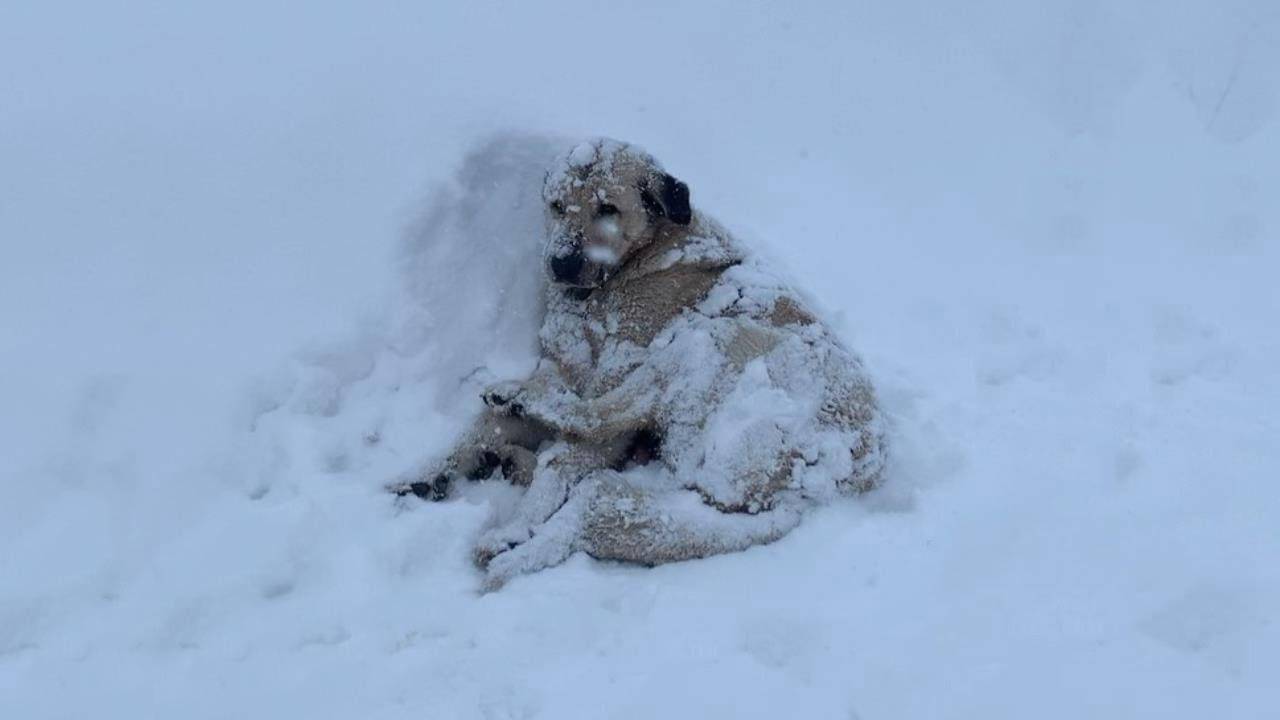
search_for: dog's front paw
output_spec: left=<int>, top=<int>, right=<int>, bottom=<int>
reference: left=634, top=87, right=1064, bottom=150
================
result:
left=477, top=525, right=577, bottom=593
left=472, top=525, right=533, bottom=569
left=481, top=381, right=526, bottom=417
left=390, top=471, right=453, bottom=502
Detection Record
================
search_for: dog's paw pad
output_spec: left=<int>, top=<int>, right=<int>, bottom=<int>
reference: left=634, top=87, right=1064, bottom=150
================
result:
left=392, top=473, right=452, bottom=502
left=465, top=450, right=503, bottom=480
left=481, top=382, right=526, bottom=416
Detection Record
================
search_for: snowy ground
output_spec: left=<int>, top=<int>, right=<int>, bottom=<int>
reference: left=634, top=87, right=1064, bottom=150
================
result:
left=3, top=1, right=1279, bottom=717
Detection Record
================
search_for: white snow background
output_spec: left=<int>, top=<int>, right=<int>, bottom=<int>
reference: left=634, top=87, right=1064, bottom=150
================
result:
left=2, top=1, right=1278, bottom=717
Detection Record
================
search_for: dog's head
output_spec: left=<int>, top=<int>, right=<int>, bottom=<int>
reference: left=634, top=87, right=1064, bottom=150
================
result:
left=542, top=139, right=692, bottom=290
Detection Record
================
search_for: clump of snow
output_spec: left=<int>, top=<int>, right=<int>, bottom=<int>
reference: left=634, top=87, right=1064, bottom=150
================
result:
left=396, top=133, right=564, bottom=397
left=231, top=133, right=567, bottom=505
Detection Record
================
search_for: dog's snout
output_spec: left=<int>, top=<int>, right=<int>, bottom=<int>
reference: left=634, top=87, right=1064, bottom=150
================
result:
left=550, top=250, right=585, bottom=283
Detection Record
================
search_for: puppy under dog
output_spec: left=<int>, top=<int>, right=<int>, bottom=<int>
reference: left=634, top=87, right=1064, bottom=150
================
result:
left=395, top=139, right=887, bottom=589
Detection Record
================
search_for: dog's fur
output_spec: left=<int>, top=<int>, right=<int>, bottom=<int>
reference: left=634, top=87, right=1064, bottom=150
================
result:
left=396, top=139, right=887, bottom=589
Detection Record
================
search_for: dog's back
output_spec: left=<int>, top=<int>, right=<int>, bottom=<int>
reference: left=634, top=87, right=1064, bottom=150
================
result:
left=539, top=208, right=886, bottom=506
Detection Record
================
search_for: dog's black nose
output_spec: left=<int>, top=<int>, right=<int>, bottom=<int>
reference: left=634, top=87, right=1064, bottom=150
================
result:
left=550, top=250, right=584, bottom=283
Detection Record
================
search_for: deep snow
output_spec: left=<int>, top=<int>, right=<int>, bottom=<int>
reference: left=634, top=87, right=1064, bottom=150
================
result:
left=2, top=1, right=1278, bottom=718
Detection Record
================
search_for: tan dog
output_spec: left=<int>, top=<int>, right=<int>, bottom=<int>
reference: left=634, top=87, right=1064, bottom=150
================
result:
left=397, top=139, right=887, bottom=589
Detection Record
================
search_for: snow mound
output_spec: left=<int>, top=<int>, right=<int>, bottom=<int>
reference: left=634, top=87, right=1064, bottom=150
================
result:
left=240, top=133, right=567, bottom=501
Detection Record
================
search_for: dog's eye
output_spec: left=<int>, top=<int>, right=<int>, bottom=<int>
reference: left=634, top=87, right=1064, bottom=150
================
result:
left=549, top=200, right=566, bottom=215
left=597, top=203, right=619, bottom=217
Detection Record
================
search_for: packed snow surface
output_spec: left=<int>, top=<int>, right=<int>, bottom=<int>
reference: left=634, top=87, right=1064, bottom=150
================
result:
left=2, top=1, right=1278, bottom=718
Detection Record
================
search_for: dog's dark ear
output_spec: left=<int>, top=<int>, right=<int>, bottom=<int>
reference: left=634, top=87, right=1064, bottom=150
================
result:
left=659, top=173, right=691, bottom=225
left=640, top=173, right=692, bottom=226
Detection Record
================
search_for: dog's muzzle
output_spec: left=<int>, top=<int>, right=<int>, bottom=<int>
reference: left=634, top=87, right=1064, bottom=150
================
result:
left=549, top=250, right=585, bottom=284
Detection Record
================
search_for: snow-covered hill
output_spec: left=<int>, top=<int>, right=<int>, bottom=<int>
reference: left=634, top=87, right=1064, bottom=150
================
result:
left=2, top=2, right=1277, bottom=717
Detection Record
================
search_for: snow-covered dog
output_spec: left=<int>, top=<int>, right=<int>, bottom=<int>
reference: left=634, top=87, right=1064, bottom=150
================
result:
left=398, top=139, right=887, bottom=589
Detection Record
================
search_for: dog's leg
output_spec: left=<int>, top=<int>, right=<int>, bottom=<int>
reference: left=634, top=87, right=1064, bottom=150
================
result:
left=485, top=366, right=657, bottom=444
left=390, top=410, right=551, bottom=501
left=579, top=471, right=805, bottom=566
left=479, top=468, right=805, bottom=590
left=473, top=441, right=611, bottom=569
left=479, top=487, right=589, bottom=592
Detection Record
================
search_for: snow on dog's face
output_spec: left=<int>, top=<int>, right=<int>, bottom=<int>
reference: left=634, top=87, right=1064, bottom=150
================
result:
left=542, top=139, right=691, bottom=290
